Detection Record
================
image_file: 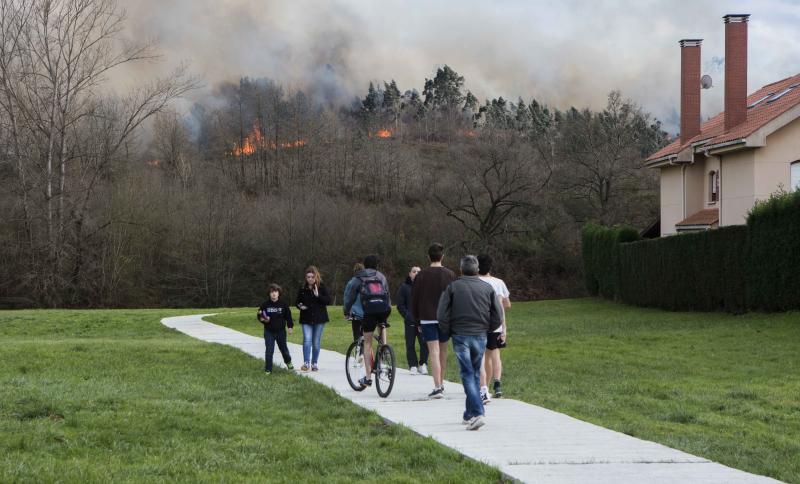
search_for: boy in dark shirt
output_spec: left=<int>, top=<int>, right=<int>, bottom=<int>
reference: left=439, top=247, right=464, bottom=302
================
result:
left=257, top=283, right=294, bottom=373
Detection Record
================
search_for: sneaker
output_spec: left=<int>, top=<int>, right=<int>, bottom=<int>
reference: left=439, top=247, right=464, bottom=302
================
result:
left=462, top=418, right=470, bottom=425
left=358, top=376, right=372, bottom=387
left=286, top=362, right=294, bottom=370
left=300, top=363, right=310, bottom=371
left=311, top=364, right=319, bottom=372
left=493, top=380, right=503, bottom=398
left=466, top=415, right=485, bottom=431
left=428, top=387, right=444, bottom=399
left=264, top=370, right=272, bottom=375
left=481, top=390, right=491, bottom=405
left=419, top=364, right=428, bottom=375
left=409, top=366, right=418, bottom=375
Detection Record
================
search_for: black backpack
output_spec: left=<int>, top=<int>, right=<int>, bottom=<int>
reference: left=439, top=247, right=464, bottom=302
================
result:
left=359, top=275, right=390, bottom=315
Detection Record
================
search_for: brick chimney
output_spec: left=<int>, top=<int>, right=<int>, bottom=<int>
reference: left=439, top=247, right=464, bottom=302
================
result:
left=679, top=39, right=702, bottom=144
left=724, top=14, right=750, bottom=131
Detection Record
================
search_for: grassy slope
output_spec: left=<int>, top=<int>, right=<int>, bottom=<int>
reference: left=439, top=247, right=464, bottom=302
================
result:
left=210, top=298, right=800, bottom=483
left=0, top=309, right=502, bottom=483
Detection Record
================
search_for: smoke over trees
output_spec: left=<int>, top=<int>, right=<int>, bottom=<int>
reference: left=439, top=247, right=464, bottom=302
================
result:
left=0, top=0, right=667, bottom=308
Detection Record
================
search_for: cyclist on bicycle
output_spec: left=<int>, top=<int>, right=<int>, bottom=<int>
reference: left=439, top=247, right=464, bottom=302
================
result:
left=343, top=254, right=391, bottom=387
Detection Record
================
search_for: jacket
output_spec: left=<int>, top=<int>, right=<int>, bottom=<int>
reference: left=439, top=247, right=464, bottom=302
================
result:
left=343, top=276, right=365, bottom=319
left=396, top=277, right=416, bottom=325
left=295, top=283, right=331, bottom=325
left=437, top=275, right=502, bottom=336
left=343, top=268, right=390, bottom=316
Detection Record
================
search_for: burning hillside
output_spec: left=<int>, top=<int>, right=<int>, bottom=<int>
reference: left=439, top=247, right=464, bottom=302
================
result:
left=233, top=123, right=307, bottom=156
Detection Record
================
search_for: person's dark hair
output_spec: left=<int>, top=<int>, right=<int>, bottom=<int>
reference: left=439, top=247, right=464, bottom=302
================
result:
left=267, top=283, right=282, bottom=296
left=428, top=243, right=444, bottom=263
left=460, top=255, right=479, bottom=276
left=363, top=254, right=379, bottom=269
left=477, top=254, right=492, bottom=276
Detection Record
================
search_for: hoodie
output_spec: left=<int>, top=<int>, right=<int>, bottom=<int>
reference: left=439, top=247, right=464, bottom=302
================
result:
left=257, top=299, right=294, bottom=332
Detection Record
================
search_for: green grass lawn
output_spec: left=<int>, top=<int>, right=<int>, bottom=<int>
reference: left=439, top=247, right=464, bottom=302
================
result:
left=0, top=309, right=503, bottom=483
left=210, top=299, right=800, bottom=483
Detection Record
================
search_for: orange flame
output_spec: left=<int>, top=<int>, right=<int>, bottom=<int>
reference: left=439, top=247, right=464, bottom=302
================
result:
left=376, top=128, right=392, bottom=138
left=233, top=123, right=306, bottom=155
left=458, top=129, right=477, bottom=138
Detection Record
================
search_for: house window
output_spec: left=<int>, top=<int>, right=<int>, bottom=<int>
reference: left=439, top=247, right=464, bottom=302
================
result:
left=709, top=170, right=719, bottom=202
left=792, top=161, right=800, bottom=192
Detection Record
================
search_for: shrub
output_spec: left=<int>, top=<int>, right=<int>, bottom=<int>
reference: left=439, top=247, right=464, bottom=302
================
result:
left=746, top=189, right=800, bottom=311
left=582, top=189, right=800, bottom=313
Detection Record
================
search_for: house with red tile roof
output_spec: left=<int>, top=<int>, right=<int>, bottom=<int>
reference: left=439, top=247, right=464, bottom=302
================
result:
left=646, top=14, right=800, bottom=236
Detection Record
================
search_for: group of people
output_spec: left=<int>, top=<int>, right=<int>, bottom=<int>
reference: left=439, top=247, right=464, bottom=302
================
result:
left=256, top=243, right=510, bottom=431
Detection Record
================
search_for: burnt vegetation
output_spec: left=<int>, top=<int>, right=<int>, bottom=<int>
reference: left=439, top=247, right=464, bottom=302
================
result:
left=0, top=0, right=668, bottom=308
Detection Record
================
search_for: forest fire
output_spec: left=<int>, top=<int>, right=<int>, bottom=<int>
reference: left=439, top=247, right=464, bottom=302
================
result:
left=232, top=124, right=307, bottom=156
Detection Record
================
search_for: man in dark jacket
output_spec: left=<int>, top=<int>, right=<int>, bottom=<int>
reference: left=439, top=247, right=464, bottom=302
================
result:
left=343, top=254, right=391, bottom=388
left=396, top=266, right=427, bottom=374
left=437, top=255, right=502, bottom=431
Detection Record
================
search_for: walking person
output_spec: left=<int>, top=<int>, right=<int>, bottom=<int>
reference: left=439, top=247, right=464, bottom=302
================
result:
left=343, top=255, right=392, bottom=388
left=343, top=263, right=366, bottom=342
left=257, top=283, right=295, bottom=373
left=295, top=266, right=331, bottom=372
left=396, top=266, right=428, bottom=375
left=437, top=255, right=502, bottom=431
left=477, top=254, right=511, bottom=402
left=411, top=243, right=456, bottom=399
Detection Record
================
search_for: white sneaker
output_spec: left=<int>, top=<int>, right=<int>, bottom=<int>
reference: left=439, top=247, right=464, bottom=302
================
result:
left=409, top=366, right=418, bottom=375
left=419, top=364, right=428, bottom=375
left=481, top=390, right=492, bottom=405
left=466, top=415, right=485, bottom=431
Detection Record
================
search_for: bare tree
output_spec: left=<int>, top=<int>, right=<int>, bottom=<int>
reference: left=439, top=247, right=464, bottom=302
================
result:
left=556, top=91, right=666, bottom=225
left=436, top=131, right=551, bottom=244
left=0, top=0, right=197, bottom=305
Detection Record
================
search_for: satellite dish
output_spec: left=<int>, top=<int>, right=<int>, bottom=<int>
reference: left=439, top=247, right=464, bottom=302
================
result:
left=701, top=75, right=713, bottom=89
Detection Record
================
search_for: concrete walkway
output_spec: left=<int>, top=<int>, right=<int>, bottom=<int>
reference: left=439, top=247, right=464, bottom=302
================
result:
left=161, top=314, right=782, bottom=484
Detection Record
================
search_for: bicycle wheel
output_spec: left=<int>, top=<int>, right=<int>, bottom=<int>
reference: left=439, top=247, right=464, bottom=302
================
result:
left=345, top=340, right=367, bottom=391
left=375, top=344, right=396, bottom=398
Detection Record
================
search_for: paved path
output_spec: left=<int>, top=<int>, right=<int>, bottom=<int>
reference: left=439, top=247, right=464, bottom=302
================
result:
left=161, top=314, right=782, bottom=484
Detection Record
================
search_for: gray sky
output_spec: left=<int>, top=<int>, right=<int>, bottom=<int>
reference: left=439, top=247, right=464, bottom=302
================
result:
left=120, top=0, right=800, bottom=133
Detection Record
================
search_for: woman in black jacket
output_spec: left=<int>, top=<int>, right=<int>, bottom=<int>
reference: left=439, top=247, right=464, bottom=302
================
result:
left=295, top=265, right=331, bottom=371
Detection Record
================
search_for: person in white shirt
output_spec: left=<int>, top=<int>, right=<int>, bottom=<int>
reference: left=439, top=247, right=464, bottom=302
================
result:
left=477, top=254, right=511, bottom=401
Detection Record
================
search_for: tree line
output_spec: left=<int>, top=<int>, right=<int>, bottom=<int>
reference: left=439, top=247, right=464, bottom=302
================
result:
left=0, top=0, right=668, bottom=308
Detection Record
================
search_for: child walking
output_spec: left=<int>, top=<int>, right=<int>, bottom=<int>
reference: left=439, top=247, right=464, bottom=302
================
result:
left=257, top=283, right=294, bottom=374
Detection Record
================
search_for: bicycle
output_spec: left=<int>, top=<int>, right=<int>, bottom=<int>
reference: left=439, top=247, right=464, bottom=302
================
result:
left=345, top=321, right=396, bottom=398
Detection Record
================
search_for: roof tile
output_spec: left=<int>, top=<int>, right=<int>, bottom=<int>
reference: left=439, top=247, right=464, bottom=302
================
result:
left=647, top=72, right=800, bottom=161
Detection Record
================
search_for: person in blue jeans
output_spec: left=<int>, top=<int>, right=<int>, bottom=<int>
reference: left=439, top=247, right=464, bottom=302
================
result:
left=295, top=265, right=331, bottom=371
left=437, top=255, right=502, bottom=431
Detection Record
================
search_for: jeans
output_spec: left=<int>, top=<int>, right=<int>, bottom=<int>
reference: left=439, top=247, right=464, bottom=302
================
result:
left=452, top=334, right=487, bottom=421
left=264, top=328, right=292, bottom=372
left=404, top=324, right=428, bottom=367
left=301, top=323, right=326, bottom=364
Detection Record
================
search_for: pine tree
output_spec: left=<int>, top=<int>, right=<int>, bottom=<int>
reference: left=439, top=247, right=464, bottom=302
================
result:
left=463, top=91, right=478, bottom=113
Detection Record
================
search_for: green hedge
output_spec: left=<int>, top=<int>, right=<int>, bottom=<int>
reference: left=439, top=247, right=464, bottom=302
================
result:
left=747, top=190, right=800, bottom=311
left=583, top=189, right=800, bottom=312
left=581, top=224, right=639, bottom=299
left=616, top=226, right=747, bottom=312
